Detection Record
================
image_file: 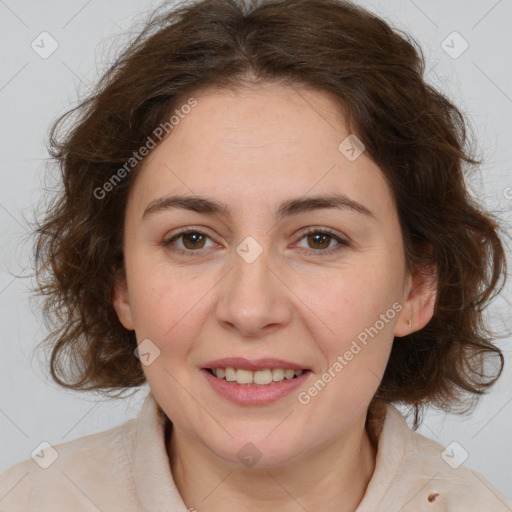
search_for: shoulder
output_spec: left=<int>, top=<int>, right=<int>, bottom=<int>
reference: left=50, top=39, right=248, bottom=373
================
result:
left=0, top=417, right=140, bottom=512
left=384, top=406, right=512, bottom=511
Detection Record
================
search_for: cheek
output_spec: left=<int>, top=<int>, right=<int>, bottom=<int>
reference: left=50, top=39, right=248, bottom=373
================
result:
left=296, top=261, right=400, bottom=398
left=303, top=265, right=399, bottom=339
left=302, top=276, right=396, bottom=413
left=127, top=261, right=216, bottom=347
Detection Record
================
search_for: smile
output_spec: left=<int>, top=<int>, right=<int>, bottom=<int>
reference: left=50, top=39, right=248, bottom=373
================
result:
left=206, top=367, right=307, bottom=386
left=201, top=367, right=311, bottom=405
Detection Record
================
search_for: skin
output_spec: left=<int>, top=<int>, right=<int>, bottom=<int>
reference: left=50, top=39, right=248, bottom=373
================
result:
left=113, top=82, right=437, bottom=512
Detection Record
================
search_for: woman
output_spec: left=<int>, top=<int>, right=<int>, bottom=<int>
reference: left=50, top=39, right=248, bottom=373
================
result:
left=1, top=0, right=510, bottom=510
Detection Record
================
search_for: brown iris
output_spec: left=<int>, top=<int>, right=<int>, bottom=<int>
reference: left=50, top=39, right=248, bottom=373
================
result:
left=306, top=233, right=331, bottom=250
left=182, top=232, right=207, bottom=250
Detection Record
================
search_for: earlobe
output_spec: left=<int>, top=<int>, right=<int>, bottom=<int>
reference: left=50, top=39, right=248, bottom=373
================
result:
left=112, top=276, right=135, bottom=331
left=394, top=264, right=437, bottom=338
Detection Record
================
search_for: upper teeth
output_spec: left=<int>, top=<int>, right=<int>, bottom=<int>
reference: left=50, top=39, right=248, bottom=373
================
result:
left=212, top=368, right=304, bottom=385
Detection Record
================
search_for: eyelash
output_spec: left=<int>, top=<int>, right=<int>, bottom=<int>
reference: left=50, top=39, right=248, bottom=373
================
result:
left=161, top=227, right=350, bottom=258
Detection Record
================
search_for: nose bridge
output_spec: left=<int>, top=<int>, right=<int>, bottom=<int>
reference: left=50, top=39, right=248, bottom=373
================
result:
left=216, top=236, right=291, bottom=335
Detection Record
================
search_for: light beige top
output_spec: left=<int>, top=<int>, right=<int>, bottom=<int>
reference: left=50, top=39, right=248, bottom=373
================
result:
left=1, top=391, right=510, bottom=511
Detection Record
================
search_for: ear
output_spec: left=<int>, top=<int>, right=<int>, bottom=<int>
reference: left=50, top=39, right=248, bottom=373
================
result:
left=112, top=273, right=135, bottom=331
left=394, top=263, right=437, bottom=338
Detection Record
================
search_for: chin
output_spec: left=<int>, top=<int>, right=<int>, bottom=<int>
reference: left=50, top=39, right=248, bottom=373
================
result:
left=205, top=432, right=305, bottom=470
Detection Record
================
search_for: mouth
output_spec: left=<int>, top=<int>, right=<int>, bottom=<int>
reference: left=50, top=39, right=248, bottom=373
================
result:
left=204, top=367, right=312, bottom=386
left=200, top=357, right=312, bottom=404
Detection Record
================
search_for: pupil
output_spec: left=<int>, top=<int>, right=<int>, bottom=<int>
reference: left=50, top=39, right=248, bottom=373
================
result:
left=309, top=233, right=329, bottom=249
left=184, top=233, right=204, bottom=249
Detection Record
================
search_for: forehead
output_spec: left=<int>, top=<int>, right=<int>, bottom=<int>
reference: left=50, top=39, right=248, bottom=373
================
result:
left=128, top=84, right=394, bottom=220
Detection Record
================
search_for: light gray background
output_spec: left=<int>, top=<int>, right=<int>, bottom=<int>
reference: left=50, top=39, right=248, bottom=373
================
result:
left=0, top=0, right=511, bottom=501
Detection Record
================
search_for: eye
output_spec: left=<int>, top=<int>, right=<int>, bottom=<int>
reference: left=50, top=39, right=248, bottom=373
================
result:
left=162, top=228, right=216, bottom=255
left=294, top=227, right=350, bottom=256
left=162, top=226, right=350, bottom=257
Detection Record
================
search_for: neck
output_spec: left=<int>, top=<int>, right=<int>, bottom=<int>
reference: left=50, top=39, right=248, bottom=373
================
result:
left=167, top=412, right=378, bottom=512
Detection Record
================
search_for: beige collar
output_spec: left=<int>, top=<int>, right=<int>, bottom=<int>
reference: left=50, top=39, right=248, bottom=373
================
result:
left=130, top=391, right=408, bottom=511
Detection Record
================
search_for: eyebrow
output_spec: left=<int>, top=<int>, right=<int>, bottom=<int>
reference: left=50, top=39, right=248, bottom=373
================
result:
left=142, top=193, right=375, bottom=221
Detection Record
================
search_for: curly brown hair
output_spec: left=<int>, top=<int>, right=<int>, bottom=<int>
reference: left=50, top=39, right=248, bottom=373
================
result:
left=32, top=0, right=508, bottom=428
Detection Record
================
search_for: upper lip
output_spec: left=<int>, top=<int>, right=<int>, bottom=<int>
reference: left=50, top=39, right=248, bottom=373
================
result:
left=202, top=357, right=310, bottom=371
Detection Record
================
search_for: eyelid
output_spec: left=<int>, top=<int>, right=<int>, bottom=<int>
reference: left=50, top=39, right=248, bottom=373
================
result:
left=293, top=226, right=350, bottom=253
left=162, top=226, right=218, bottom=253
left=162, top=225, right=350, bottom=256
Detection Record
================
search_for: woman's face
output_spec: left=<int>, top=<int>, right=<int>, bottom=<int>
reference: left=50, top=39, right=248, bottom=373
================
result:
left=114, top=82, right=435, bottom=468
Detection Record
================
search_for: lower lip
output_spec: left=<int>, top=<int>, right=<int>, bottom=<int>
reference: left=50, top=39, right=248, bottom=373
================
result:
left=201, top=369, right=311, bottom=405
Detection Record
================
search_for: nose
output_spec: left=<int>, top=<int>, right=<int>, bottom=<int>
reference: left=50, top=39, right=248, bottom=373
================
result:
left=215, top=244, right=292, bottom=338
